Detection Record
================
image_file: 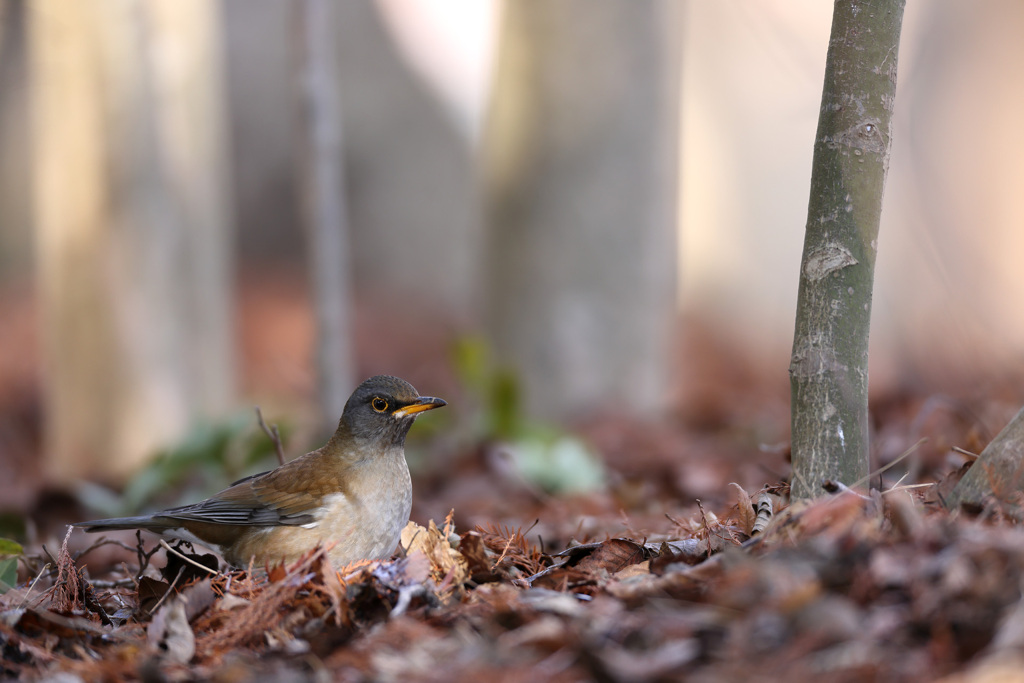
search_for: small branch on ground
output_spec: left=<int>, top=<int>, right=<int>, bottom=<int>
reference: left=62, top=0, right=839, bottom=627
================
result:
left=136, top=530, right=162, bottom=581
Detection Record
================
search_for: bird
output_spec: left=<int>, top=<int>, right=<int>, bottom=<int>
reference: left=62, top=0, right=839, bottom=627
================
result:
left=78, top=375, right=446, bottom=569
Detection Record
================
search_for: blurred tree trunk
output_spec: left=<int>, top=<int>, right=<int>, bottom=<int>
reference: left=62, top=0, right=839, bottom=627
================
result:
left=483, top=0, right=680, bottom=421
left=294, top=0, right=355, bottom=430
left=333, top=2, right=480, bottom=321
left=222, top=0, right=479, bottom=320
left=789, top=0, right=905, bottom=500
left=29, top=0, right=234, bottom=485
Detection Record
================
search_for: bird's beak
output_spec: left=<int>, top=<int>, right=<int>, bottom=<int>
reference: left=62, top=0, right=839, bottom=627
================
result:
left=393, top=396, right=447, bottom=418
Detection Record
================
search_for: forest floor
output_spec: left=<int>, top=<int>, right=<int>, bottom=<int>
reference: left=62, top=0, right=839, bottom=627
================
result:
left=3, top=272, right=1024, bottom=681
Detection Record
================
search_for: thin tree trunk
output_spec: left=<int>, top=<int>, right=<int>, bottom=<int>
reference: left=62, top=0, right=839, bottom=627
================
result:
left=295, top=0, right=355, bottom=429
left=789, top=0, right=905, bottom=500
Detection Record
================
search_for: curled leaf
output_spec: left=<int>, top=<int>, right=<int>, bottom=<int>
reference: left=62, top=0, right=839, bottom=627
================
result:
left=730, top=483, right=756, bottom=536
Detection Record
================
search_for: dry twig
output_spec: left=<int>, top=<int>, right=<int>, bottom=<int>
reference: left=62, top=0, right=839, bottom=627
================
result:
left=256, top=406, right=287, bottom=466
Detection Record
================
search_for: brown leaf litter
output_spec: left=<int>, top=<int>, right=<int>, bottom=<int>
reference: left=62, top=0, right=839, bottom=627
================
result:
left=6, top=463, right=1024, bottom=681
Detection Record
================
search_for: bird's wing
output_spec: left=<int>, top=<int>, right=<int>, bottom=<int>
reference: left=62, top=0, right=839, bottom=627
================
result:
left=157, top=453, right=331, bottom=527
left=228, top=470, right=270, bottom=487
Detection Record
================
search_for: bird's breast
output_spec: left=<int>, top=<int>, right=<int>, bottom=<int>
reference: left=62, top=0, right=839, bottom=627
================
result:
left=316, top=451, right=413, bottom=563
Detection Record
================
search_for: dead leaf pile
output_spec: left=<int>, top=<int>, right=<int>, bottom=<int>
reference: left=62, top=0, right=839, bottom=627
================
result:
left=5, top=472, right=1024, bottom=681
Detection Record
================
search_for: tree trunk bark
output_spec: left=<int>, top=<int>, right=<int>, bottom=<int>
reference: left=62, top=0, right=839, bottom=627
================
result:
left=789, top=0, right=905, bottom=500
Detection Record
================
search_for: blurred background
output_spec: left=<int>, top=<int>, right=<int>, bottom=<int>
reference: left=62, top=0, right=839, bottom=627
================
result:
left=2, top=0, right=1023, bottom=538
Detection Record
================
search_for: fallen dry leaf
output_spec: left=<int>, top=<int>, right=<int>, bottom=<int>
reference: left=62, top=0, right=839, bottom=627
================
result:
left=731, top=482, right=756, bottom=535
left=400, top=520, right=468, bottom=590
left=148, top=596, right=194, bottom=664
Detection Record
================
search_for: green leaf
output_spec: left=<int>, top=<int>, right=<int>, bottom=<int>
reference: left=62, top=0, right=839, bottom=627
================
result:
left=0, top=538, right=23, bottom=556
left=452, top=336, right=491, bottom=394
left=0, top=557, right=17, bottom=593
left=509, top=434, right=605, bottom=494
left=488, top=370, right=521, bottom=440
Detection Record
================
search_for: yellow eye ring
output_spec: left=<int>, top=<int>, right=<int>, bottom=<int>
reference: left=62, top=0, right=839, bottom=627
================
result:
left=371, top=397, right=388, bottom=413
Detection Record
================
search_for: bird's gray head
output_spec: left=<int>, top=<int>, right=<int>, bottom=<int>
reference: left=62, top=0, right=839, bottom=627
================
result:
left=340, top=375, right=446, bottom=447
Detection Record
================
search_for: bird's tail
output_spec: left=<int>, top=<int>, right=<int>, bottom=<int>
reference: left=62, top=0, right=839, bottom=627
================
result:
left=77, top=516, right=166, bottom=533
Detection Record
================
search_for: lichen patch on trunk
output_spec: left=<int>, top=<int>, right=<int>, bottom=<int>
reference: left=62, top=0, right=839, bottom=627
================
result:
left=803, top=244, right=859, bottom=282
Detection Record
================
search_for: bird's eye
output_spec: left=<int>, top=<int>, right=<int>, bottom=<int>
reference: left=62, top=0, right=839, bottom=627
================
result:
left=372, top=397, right=388, bottom=412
